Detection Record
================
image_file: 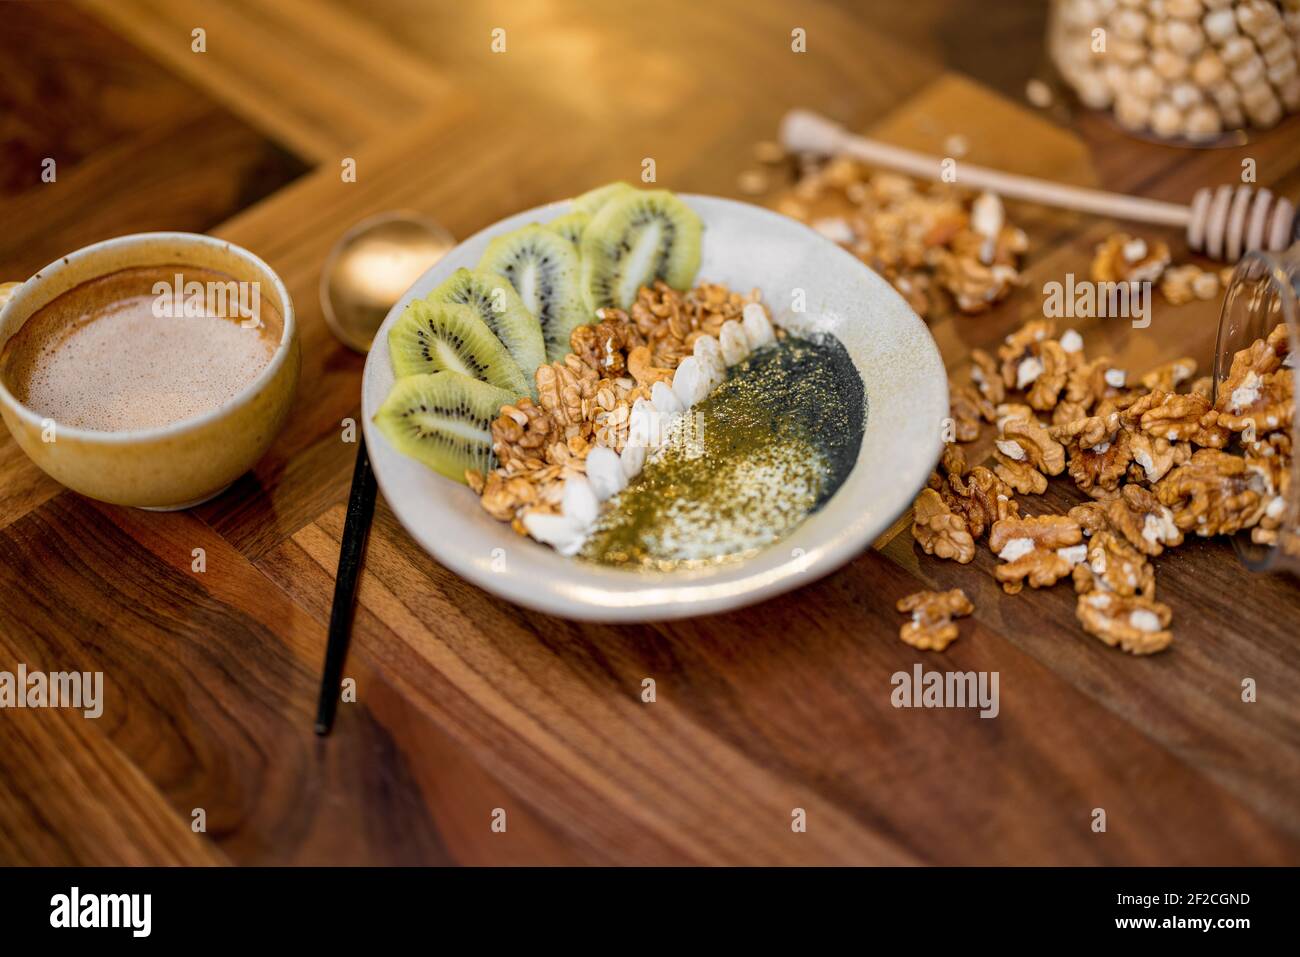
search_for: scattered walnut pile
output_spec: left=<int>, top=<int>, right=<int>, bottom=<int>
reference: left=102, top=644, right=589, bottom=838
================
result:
left=466, top=282, right=763, bottom=534
left=911, top=318, right=1293, bottom=655
left=1091, top=231, right=1236, bottom=305
left=776, top=156, right=1027, bottom=319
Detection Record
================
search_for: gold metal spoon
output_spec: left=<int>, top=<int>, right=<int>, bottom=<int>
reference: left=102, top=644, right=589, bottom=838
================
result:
left=319, top=210, right=455, bottom=353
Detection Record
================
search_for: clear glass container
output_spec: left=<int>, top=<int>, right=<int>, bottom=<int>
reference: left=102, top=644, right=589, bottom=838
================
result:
left=1048, top=0, right=1299, bottom=147
left=1215, top=243, right=1300, bottom=574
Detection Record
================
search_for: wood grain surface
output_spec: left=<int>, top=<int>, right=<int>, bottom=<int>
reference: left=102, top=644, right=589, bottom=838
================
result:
left=0, top=0, right=1297, bottom=866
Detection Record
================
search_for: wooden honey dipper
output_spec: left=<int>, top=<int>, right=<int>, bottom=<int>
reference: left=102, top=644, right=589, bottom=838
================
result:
left=780, top=109, right=1299, bottom=263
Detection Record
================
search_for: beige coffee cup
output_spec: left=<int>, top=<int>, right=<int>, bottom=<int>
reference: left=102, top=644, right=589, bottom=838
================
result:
left=0, top=232, right=300, bottom=509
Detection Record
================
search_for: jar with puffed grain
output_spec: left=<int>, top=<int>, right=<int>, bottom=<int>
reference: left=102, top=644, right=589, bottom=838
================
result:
left=1048, top=0, right=1300, bottom=142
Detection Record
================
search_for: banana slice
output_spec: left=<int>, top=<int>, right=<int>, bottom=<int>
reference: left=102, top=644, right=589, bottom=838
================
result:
left=627, top=397, right=658, bottom=449
left=651, top=380, right=684, bottom=417
left=671, top=356, right=710, bottom=408
left=741, top=303, right=775, bottom=349
left=561, top=475, right=600, bottom=526
left=585, top=446, right=627, bottom=501
left=620, top=443, right=646, bottom=479
left=523, top=510, right=587, bottom=556
left=719, top=320, right=750, bottom=366
left=693, top=334, right=726, bottom=388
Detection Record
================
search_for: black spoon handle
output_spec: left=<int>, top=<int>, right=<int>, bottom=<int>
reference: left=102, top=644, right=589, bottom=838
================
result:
left=314, top=434, right=378, bottom=735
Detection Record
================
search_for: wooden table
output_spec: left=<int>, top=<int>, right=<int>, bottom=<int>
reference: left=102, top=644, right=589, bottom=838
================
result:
left=1, top=0, right=1298, bottom=865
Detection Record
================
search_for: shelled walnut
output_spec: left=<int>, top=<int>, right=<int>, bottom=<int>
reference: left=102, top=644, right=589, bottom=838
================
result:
left=912, top=489, right=977, bottom=564
left=938, top=466, right=1020, bottom=541
left=997, top=320, right=1056, bottom=391
left=1075, top=589, right=1174, bottom=656
left=950, top=383, right=996, bottom=442
left=989, top=514, right=1085, bottom=594
left=1141, top=357, right=1198, bottom=393
left=896, top=588, right=974, bottom=652
left=1107, top=484, right=1185, bottom=556
left=907, top=317, right=1293, bottom=657
left=778, top=159, right=1027, bottom=318
left=1160, top=265, right=1221, bottom=305
left=1077, top=530, right=1157, bottom=600
left=1155, top=448, right=1267, bottom=536
left=1216, top=369, right=1295, bottom=434
left=1127, top=432, right=1193, bottom=484
left=969, top=348, right=1006, bottom=405
left=1026, top=339, right=1071, bottom=410
left=992, top=416, right=1066, bottom=495
left=1091, top=234, right=1171, bottom=286
left=1124, top=390, right=1227, bottom=446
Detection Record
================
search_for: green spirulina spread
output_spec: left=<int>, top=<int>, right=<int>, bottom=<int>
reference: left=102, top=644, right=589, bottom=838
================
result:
left=580, top=332, right=866, bottom=570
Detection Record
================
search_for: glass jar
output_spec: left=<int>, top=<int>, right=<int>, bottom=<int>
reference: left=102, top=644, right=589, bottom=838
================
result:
left=1049, top=0, right=1300, bottom=145
left=1215, top=242, right=1300, bottom=573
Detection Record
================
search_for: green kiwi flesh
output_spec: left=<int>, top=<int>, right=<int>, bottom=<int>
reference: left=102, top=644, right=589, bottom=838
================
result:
left=373, top=371, right=512, bottom=483
left=388, top=300, right=529, bottom=397
left=547, top=210, right=590, bottom=246
left=427, top=267, right=546, bottom=388
left=579, top=189, right=703, bottom=311
left=573, top=181, right=635, bottom=216
left=478, top=224, right=588, bottom=363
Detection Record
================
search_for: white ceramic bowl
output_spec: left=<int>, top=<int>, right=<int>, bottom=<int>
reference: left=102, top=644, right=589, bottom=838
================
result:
left=361, top=195, right=947, bottom=621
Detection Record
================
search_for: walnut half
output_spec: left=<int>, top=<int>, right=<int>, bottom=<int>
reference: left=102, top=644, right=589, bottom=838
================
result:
left=992, top=416, right=1066, bottom=495
left=988, top=514, right=1085, bottom=594
left=911, top=488, right=976, bottom=564
left=896, top=588, right=975, bottom=652
left=1075, top=589, right=1173, bottom=655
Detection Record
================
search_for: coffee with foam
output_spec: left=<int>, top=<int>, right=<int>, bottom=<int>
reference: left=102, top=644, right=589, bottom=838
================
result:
left=0, top=266, right=279, bottom=432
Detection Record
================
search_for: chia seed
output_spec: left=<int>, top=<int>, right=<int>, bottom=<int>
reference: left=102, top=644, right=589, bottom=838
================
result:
left=580, top=333, right=866, bottom=570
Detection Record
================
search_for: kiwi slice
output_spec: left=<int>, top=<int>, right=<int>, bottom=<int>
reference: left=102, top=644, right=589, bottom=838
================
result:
left=573, top=181, right=635, bottom=216
left=427, top=267, right=546, bottom=385
left=388, top=300, right=529, bottom=397
left=548, top=210, right=590, bottom=246
left=478, top=224, right=589, bottom=363
left=373, top=371, right=511, bottom=483
left=580, top=189, right=703, bottom=311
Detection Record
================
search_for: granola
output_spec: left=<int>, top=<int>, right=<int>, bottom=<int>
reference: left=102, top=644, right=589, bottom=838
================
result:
left=475, top=281, right=779, bottom=533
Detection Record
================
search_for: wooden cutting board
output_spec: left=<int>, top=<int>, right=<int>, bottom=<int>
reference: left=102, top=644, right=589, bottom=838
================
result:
left=0, top=0, right=1297, bottom=865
